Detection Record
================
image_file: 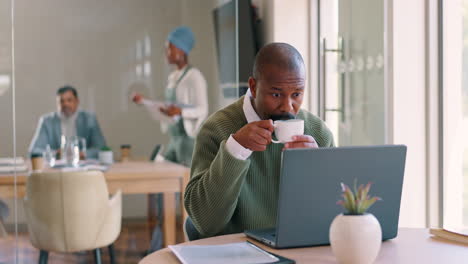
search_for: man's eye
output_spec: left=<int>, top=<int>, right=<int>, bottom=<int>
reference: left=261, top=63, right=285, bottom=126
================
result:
left=293, top=93, right=302, bottom=97
left=272, top=93, right=280, bottom=98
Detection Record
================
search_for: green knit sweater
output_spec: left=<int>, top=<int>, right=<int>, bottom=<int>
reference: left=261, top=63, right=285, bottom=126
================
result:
left=184, top=96, right=335, bottom=238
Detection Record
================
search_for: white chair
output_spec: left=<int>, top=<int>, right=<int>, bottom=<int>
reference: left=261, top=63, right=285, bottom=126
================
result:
left=24, top=170, right=122, bottom=264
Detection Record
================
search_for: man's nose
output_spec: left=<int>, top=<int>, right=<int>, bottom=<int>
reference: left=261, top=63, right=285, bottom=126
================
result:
left=279, top=97, right=293, bottom=113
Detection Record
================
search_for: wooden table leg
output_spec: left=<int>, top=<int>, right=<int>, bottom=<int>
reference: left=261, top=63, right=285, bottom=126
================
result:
left=163, top=192, right=176, bottom=246
left=0, top=219, right=7, bottom=238
left=181, top=170, right=190, bottom=236
left=147, top=194, right=158, bottom=240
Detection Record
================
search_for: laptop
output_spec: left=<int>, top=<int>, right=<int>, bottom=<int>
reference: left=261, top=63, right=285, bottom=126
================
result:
left=245, top=145, right=407, bottom=249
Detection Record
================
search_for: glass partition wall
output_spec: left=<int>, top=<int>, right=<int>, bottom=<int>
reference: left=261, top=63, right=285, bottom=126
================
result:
left=13, top=0, right=223, bottom=159
left=0, top=0, right=16, bottom=262
left=2, top=0, right=243, bottom=262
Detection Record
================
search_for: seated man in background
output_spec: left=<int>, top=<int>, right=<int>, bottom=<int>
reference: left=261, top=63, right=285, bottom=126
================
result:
left=29, top=85, right=106, bottom=159
left=184, top=42, right=335, bottom=239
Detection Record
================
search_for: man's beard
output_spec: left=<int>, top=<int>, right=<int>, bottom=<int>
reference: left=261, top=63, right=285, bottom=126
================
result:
left=269, top=112, right=296, bottom=121
left=61, top=108, right=74, bottom=117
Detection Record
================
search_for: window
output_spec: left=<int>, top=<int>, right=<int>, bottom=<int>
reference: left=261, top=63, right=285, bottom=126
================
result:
left=442, top=0, right=468, bottom=228
left=134, top=34, right=152, bottom=81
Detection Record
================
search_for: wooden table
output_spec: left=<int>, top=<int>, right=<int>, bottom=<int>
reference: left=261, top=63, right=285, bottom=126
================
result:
left=139, top=228, right=468, bottom=263
left=0, top=160, right=190, bottom=246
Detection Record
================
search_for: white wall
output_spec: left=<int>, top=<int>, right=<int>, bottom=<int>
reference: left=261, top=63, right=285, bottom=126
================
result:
left=389, top=0, right=427, bottom=227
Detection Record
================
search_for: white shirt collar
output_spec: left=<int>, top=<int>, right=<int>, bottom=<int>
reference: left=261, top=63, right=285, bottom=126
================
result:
left=171, top=64, right=189, bottom=76
left=168, top=65, right=190, bottom=86
left=243, top=89, right=261, bottom=123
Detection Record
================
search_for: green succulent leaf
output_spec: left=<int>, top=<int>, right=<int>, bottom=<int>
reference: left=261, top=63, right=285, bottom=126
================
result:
left=337, top=179, right=380, bottom=215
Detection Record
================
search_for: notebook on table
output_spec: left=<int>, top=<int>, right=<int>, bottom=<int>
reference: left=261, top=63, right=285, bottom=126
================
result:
left=169, top=241, right=294, bottom=264
left=430, top=227, right=468, bottom=244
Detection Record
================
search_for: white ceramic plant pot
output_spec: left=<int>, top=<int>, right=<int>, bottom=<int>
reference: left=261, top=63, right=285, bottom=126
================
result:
left=329, top=213, right=382, bottom=264
left=98, top=151, right=113, bottom=165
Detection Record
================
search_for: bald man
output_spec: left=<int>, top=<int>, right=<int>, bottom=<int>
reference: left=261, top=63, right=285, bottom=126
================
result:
left=184, top=43, right=335, bottom=239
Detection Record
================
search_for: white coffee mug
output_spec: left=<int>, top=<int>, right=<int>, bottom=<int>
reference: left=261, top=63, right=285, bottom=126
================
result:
left=272, top=119, right=304, bottom=143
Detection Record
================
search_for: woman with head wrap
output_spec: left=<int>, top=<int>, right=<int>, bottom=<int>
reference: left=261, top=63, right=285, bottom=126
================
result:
left=132, top=26, right=208, bottom=254
left=133, top=26, right=208, bottom=167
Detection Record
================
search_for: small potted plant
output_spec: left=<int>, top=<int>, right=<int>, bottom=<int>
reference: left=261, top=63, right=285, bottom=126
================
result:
left=329, top=180, right=382, bottom=264
left=98, top=146, right=114, bottom=165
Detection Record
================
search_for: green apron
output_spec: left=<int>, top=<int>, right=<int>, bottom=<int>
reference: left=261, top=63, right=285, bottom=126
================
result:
left=162, top=66, right=195, bottom=167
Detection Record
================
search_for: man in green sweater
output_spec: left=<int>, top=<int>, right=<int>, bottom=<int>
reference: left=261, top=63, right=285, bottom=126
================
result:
left=184, top=42, right=335, bottom=239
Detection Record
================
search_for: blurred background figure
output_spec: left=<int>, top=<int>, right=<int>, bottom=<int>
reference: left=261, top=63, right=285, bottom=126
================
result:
left=132, top=26, right=208, bottom=167
left=132, top=26, right=208, bottom=254
left=28, top=85, right=106, bottom=160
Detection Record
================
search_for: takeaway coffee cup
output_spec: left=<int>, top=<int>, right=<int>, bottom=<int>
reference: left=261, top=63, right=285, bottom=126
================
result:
left=30, top=153, right=44, bottom=171
left=120, top=144, right=131, bottom=162
left=271, top=119, right=304, bottom=143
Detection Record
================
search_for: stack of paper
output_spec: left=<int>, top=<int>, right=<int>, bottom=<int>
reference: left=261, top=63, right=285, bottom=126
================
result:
left=169, top=242, right=279, bottom=264
left=0, top=157, right=25, bottom=166
left=0, top=157, right=28, bottom=173
left=54, top=160, right=108, bottom=172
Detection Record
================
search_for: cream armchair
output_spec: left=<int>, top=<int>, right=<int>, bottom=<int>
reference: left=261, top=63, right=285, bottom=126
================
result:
left=24, top=170, right=122, bottom=264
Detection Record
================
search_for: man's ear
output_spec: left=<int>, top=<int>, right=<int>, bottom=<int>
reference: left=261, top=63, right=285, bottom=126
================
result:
left=248, top=77, right=257, bottom=98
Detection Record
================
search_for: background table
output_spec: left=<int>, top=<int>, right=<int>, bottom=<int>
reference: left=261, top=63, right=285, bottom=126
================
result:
left=0, top=160, right=190, bottom=246
left=139, top=228, right=468, bottom=263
